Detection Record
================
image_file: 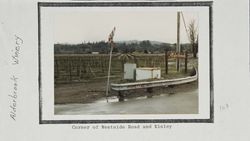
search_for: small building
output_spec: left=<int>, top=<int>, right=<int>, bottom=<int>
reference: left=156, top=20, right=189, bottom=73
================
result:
left=135, top=67, right=161, bottom=81
left=123, top=63, right=161, bottom=81
left=124, top=63, right=136, bottom=80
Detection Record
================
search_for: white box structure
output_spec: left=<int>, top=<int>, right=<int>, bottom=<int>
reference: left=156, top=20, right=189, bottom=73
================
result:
left=135, top=68, right=161, bottom=81
left=124, top=63, right=136, bottom=80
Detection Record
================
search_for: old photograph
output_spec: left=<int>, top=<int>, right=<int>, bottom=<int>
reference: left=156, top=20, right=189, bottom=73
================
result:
left=38, top=2, right=212, bottom=122
left=54, top=9, right=199, bottom=115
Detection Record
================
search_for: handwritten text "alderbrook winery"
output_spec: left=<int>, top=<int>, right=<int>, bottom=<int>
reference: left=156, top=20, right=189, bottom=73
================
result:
left=9, top=75, right=18, bottom=121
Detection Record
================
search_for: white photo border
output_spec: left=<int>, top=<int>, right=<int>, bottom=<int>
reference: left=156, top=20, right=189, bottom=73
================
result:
left=38, top=1, right=213, bottom=124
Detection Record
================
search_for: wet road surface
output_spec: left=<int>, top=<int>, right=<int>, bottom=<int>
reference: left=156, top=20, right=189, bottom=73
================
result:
left=55, top=89, right=198, bottom=115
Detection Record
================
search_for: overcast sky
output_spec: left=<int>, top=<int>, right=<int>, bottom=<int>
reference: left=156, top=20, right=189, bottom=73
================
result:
left=53, top=7, right=198, bottom=44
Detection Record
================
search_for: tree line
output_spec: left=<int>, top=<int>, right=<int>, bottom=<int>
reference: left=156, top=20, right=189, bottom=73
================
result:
left=54, top=40, right=194, bottom=55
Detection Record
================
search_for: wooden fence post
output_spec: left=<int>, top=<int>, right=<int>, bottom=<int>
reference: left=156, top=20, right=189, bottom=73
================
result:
left=165, top=51, right=168, bottom=75
left=55, top=59, right=59, bottom=79
left=69, top=60, right=72, bottom=82
left=185, top=51, right=188, bottom=73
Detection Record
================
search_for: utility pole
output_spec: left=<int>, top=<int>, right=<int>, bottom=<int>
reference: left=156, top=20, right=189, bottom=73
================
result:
left=176, top=11, right=181, bottom=72
left=105, top=27, right=116, bottom=103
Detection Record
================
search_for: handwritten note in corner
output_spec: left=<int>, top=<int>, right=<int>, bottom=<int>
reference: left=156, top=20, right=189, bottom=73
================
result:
left=9, top=34, right=23, bottom=121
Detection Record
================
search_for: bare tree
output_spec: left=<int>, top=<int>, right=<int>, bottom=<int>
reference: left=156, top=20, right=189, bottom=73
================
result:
left=188, top=20, right=198, bottom=58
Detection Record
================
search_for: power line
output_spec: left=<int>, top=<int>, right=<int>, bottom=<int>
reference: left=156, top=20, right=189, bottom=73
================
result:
left=181, top=12, right=189, bottom=39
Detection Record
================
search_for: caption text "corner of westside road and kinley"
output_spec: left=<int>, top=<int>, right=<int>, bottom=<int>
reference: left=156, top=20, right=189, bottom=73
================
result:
left=72, top=124, right=172, bottom=130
